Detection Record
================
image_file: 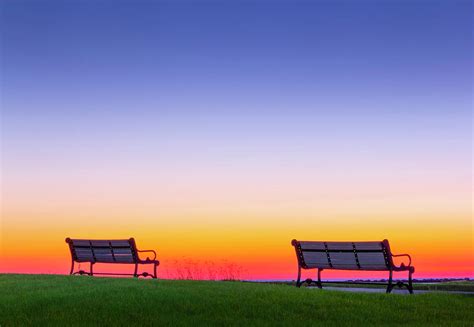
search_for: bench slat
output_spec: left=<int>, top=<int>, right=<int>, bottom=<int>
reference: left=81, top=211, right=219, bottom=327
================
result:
left=353, top=242, right=383, bottom=250
left=113, top=248, right=132, bottom=256
left=93, top=248, right=112, bottom=254
left=326, top=242, right=353, bottom=250
left=110, top=240, right=131, bottom=247
left=76, top=256, right=95, bottom=261
left=299, top=242, right=326, bottom=250
left=71, top=240, right=90, bottom=246
left=90, top=240, right=110, bottom=247
left=114, top=256, right=135, bottom=263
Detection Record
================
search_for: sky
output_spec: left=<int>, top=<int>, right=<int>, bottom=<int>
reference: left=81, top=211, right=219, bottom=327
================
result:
left=0, top=0, right=472, bottom=279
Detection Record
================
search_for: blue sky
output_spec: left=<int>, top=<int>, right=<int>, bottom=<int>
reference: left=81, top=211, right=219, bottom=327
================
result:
left=2, top=1, right=471, bottom=116
left=2, top=0, right=471, bottom=175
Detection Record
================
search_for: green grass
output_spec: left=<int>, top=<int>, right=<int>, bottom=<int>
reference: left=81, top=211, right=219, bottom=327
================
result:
left=279, top=280, right=474, bottom=292
left=413, top=281, right=474, bottom=292
left=0, top=274, right=473, bottom=326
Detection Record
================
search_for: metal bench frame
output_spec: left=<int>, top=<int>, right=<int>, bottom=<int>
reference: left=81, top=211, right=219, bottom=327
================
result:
left=66, top=237, right=160, bottom=278
left=291, top=239, right=415, bottom=294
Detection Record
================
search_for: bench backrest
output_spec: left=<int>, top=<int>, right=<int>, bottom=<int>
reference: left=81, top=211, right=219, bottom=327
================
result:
left=66, top=238, right=139, bottom=264
left=291, top=239, right=394, bottom=270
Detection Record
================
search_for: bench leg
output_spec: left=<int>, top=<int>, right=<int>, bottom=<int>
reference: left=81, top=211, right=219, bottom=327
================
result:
left=133, top=263, right=139, bottom=277
left=69, top=260, right=75, bottom=275
left=386, top=270, right=414, bottom=294
left=386, top=270, right=394, bottom=293
left=316, top=268, right=323, bottom=289
left=408, top=270, right=414, bottom=294
left=90, top=263, right=94, bottom=276
left=153, top=263, right=158, bottom=279
left=296, top=266, right=302, bottom=287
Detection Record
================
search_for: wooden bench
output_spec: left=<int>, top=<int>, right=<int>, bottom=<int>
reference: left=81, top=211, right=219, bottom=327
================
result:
left=66, top=238, right=160, bottom=278
left=291, top=239, right=415, bottom=293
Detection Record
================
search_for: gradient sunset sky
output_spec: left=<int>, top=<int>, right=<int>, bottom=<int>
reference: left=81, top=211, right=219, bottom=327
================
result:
left=1, top=0, right=472, bottom=279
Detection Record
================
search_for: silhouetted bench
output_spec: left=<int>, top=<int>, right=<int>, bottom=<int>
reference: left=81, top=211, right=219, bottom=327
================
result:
left=291, top=239, right=414, bottom=293
left=66, top=238, right=159, bottom=278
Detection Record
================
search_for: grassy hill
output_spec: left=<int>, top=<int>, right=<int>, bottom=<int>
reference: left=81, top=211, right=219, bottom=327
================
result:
left=0, top=274, right=472, bottom=326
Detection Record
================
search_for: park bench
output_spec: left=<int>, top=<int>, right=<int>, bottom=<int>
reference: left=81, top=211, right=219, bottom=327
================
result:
left=66, top=237, right=159, bottom=278
left=291, top=239, right=414, bottom=293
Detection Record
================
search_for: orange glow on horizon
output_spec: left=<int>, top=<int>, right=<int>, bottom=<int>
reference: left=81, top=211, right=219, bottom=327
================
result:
left=1, top=211, right=472, bottom=279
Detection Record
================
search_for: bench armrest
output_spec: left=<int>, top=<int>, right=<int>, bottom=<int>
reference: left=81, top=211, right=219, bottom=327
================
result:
left=137, top=249, right=157, bottom=261
left=392, top=253, right=412, bottom=268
